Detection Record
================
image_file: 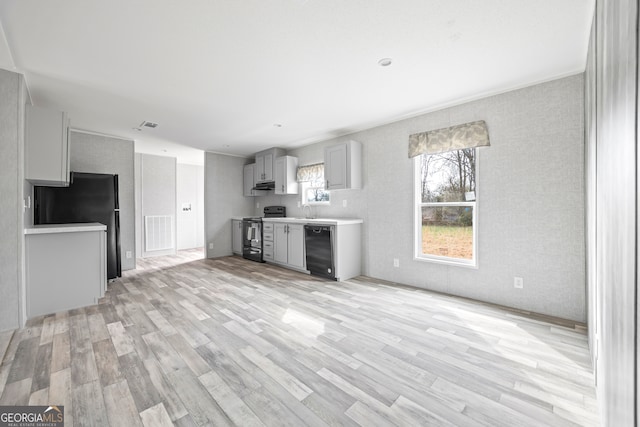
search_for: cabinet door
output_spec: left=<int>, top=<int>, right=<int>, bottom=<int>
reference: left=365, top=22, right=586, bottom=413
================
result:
left=275, top=157, right=285, bottom=195
left=264, top=153, right=274, bottom=181
left=274, top=223, right=288, bottom=264
left=243, top=164, right=255, bottom=197
left=325, top=143, right=347, bottom=190
left=232, top=220, right=243, bottom=254
left=287, top=224, right=305, bottom=269
left=255, top=155, right=265, bottom=182
left=25, top=105, right=70, bottom=186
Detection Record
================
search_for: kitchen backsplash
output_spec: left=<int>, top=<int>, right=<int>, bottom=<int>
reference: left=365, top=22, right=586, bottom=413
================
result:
left=253, top=190, right=366, bottom=219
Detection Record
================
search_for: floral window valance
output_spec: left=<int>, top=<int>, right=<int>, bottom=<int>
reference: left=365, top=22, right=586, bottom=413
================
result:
left=408, top=120, right=490, bottom=158
left=296, top=163, right=324, bottom=183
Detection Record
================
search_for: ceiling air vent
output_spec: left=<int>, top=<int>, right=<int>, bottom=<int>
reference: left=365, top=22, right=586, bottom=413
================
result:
left=140, top=120, right=159, bottom=129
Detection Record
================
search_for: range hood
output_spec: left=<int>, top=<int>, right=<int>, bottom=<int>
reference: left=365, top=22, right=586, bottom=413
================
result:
left=253, top=181, right=275, bottom=191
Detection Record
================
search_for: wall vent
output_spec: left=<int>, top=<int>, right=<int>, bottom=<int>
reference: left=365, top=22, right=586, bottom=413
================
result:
left=140, top=120, right=159, bottom=129
left=145, top=215, right=174, bottom=252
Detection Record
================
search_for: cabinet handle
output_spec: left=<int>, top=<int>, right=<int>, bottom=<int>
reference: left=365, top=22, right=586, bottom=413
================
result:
left=326, top=180, right=329, bottom=188
left=282, top=184, right=284, bottom=192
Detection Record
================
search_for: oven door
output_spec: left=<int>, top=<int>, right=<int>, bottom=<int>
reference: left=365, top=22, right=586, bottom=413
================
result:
left=242, top=219, right=264, bottom=262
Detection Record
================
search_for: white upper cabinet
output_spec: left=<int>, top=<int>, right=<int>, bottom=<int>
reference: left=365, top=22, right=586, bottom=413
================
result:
left=25, top=105, right=70, bottom=187
left=275, top=156, right=299, bottom=195
left=255, top=147, right=285, bottom=183
left=324, top=140, right=362, bottom=190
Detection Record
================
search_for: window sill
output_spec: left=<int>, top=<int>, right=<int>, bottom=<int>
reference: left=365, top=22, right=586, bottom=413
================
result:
left=413, top=255, right=478, bottom=269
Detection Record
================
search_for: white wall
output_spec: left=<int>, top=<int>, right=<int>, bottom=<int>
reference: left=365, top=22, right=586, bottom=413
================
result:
left=256, top=74, right=585, bottom=322
left=204, top=152, right=253, bottom=258
left=586, top=0, right=638, bottom=424
left=176, top=163, right=204, bottom=250
left=70, top=130, right=136, bottom=271
left=0, top=69, right=26, bottom=331
left=135, top=153, right=177, bottom=258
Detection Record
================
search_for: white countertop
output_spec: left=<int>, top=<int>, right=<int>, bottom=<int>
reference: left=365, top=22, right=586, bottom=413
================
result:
left=25, top=223, right=107, bottom=235
left=263, top=217, right=363, bottom=225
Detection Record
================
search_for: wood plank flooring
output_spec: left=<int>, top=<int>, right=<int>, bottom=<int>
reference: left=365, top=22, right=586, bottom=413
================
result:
left=0, top=250, right=598, bottom=426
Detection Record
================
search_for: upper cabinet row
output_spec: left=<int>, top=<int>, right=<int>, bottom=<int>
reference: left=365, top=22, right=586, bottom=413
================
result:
left=243, top=140, right=362, bottom=197
left=25, top=105, right=71, bottom=187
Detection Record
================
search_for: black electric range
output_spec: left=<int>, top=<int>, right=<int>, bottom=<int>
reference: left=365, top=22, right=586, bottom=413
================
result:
left=242, top=206, right=286, bottom=262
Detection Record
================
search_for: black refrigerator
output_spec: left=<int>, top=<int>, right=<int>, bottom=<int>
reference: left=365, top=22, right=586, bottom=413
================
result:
left=34, top=172, right=122, bottom=279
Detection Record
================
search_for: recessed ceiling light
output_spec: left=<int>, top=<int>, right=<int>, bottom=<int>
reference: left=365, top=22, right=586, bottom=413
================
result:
left=162, top=149, right=168, bottom=153
left=273, top=123, right=282, bottom=128
left=378, top=58, right=393, bottom=67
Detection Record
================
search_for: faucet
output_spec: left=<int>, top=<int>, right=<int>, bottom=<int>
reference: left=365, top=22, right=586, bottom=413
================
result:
left=302, top=204, right=313, bottom=219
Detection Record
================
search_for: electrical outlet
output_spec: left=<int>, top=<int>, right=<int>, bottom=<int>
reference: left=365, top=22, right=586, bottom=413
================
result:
left=256, top=202, right=260, bottom=209
left=514, top=277, right=524, bottom=289
left=342, top=199, right=347, bottom=208
left=297, top=201, right=301, bottom=208
left=125, top=251, right=132, bottom=259
left=393, top=258, right=399, bottom=268
left=209, top=243, right=214, bottom=249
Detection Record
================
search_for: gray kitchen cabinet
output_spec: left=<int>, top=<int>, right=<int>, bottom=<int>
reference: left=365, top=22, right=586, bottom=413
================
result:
left=274, top=223, right=287, bottom=264
left=263, top=222, right=274, bottom=261
left=287, top=224, right=305, bottom=269
left=232, top=219, right=243, bottom=254
left=324, top=140, right=362, bottom=190
left=275, top=155, right=299, bottom=195
left=25, top=105, right=71, bottom=186
left=273, top=222, right=305, bottom=270
left=243, top=163, right=266, bottom=197
left=255, top=147, right=286, bottom=183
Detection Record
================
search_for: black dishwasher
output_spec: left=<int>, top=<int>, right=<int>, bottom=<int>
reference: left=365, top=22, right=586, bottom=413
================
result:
left=304, top=225, right=336, bottom=280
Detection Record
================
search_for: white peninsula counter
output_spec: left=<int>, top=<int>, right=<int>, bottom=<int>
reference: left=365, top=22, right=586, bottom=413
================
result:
left=25, top=223, right=107, bottom=318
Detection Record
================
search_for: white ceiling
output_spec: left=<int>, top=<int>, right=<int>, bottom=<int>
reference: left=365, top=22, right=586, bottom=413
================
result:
left=0, top=1, right=594, bottom=164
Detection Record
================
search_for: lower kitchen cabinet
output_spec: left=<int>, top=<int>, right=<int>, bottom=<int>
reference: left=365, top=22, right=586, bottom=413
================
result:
left=25, top=224, right=107, bottom=318
left=232, top=219, right=243, bottom=254
left=263, top=222, right=274, bottom=261
left=273, top=223, right=305, bottom=270
left=261, top=218, right=363, bottom=280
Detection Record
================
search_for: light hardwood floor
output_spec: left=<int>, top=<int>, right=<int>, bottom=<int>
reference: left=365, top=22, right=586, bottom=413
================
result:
left=0, top=252, right=598, bottom=426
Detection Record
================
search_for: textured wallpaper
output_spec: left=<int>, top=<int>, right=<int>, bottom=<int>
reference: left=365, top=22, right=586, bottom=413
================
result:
left=70, top=131, right=136, bottom=270
left=0, top=69, right=24, bottom=331
left=265, top=74, right=585, bottom=322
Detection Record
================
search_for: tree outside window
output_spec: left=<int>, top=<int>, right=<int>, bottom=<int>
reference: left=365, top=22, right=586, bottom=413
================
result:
left=416, top=148, right=477, bottom=265
left=298, top=163, right=330, bottom=205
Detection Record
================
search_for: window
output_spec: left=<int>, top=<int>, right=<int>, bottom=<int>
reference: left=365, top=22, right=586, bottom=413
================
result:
left=415, top=148, right=477, bottom=266
left=298, top=163, right=330, bottom=205
left=301, top=181, right=330, bottom=204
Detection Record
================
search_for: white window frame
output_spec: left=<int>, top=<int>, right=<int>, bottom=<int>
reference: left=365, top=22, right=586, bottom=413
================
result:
left=300, top=181, right=330, bottom=206
left=413, top=151, right=478, bottom=268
